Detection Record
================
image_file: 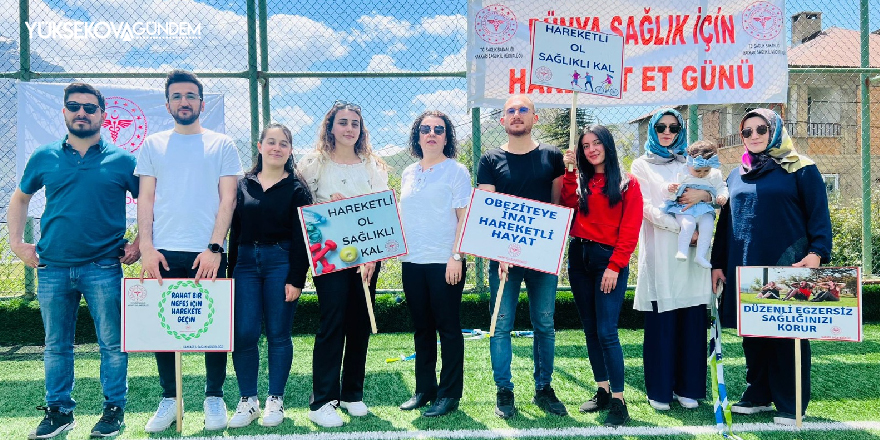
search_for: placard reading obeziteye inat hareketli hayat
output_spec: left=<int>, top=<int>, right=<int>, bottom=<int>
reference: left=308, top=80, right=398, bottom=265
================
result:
left=458, top=189, right=573, bottom=274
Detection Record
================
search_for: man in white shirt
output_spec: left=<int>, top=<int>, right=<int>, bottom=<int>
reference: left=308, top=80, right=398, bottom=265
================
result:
left=136, top=69, right=243, bottom=432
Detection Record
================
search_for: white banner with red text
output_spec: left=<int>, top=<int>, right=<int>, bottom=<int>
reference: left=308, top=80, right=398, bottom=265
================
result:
left=467, top=0, right=788, bottom=107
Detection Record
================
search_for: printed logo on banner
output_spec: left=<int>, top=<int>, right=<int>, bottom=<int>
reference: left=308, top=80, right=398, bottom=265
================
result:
left=127, top=284, right=147, bottom=303
left=533, top=66, right=553, bottom=82
left=475, top=4, right=518, bottom=44
left=508, top=243, right=522, bottom=257
left=741, top=1, right=784, bottom=40
left=102, top=96, right=148, bottom=153
left=385, top=239, right=400, bottom=253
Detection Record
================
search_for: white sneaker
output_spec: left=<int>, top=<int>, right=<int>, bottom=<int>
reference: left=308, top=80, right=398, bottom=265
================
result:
left=203, top=397, right=228, bottom=431
left=675, top=251, right=688, bottom=261
left=227, top=396, right=260, bottom=428
left=145, top=398, right=180, bottom=433
left=648, top=399, right=670, bottom=411
left=309, top=401, right=343, bottom=428
left=340, top=400, right=369, bottom=416
left=261, top=395, right=285, bottom=427
left=673, top=393, right=699, bottom=409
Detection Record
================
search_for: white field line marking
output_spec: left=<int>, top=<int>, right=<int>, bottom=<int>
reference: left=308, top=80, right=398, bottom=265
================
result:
left=181, top=421, right=880, bottom=440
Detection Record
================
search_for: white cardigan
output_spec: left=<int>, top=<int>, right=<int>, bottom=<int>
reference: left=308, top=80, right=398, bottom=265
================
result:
left=631, top=157, right=712, bottom=313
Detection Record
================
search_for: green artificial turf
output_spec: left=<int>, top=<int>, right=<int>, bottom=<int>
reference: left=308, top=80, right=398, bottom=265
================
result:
left=1, top=326, right=878, bottom=439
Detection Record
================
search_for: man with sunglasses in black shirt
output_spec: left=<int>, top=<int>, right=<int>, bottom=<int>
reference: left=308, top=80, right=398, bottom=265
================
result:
left=9, top=82, right=140, bottom=439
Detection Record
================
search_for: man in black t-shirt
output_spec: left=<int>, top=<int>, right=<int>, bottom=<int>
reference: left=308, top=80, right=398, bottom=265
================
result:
left=476, top=95, right=567, bottom=419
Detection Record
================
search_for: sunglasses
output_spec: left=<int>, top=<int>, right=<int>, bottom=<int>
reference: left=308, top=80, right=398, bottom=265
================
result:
left=505, top=106, right=532, bottom=115
left=419, top=125, right=446, bottom=135
left=334, top=100, right=361, bottom=111
left=741, top=125, right=769, bottom=138
left=65, top=101, right=101, bottom=114
left=169, top=92, right=201, bottom=102
left=654, top=123, right=681, bottom=134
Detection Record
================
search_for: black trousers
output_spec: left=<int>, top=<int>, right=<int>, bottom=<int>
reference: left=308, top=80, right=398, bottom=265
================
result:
left=642, top=302, right=708, bottom=403
left=741, top=336, right=811, bottom=415
left=401, top=262, right=465, bottom=399
left=309, top=263, right=380, bottom=410
left=154, top=250, right=229, bottom=398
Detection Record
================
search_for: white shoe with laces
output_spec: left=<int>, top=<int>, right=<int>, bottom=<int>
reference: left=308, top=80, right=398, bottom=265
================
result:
left=144, top=398, right=179, bottom=433
left=227, top=397, right=260, bottom=428
left=308, top=401, right=343, bottom=427
left=261, top=396, right=285, bottom=427
left=340, top=400, right=369, bottom=416
left=203, top=397, right=228, bottom=431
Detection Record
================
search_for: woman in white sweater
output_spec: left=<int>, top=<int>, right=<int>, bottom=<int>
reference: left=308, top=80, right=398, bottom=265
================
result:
left=297, top=101, right=389, bottom=428
left=631, top=108, right=714, bottom=411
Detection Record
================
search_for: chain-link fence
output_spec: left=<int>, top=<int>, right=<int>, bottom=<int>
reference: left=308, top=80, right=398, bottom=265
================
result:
left=1, top=0, right=877, bottom=297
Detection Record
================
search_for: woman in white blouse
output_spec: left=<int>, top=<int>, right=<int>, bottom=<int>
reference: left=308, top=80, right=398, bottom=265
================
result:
left=397, top=110, right=471, bottom=418
left=630, top=108, right=714, bottom=411
left=297, top=101, right=389, bottom=428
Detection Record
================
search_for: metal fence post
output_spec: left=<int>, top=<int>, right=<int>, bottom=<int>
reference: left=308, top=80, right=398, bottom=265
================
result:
left=259, top=0, right=270, bottom=127
left=860, top=0, right=873, bottom=275
left=19, top=0, right=35, bottom=299
left=471, top=108, right=484, bottom=294
left=247, top=0, right=260, bottom=157
left=688, top=105, right=698, bottom=144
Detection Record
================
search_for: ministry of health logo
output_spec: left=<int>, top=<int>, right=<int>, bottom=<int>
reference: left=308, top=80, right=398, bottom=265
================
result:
left=741, top=1, right=784, bottom=40
left=475, top=4, right=518, bottom=45
left=102, top=97, right=147, bottom=153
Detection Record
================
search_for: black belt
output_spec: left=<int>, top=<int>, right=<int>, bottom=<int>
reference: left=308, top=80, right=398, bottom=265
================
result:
left=571, top=237, right=598, bottom=244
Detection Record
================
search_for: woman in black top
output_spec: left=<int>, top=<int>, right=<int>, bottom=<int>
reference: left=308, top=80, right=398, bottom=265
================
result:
left=227, top=123, right=312, bottom=428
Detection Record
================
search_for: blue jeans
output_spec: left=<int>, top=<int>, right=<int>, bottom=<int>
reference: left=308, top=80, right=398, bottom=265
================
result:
left=488, top=260, right=558, bottom=391
left=232, top=243, right=297, bottom=397
left=37, top=257, right=127, bottom=411
left=568, top=238, right=628, bottom=393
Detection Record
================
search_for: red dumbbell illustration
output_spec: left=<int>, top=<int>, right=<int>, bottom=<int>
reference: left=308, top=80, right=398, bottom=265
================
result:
left=310, top=240, right=337, bottom=273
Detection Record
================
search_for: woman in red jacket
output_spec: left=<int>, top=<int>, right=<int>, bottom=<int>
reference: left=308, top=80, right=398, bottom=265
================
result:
left=561, top=124, right=643, bottom=427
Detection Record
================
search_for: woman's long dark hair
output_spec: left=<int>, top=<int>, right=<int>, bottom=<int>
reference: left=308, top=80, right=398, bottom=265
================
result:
left=576, top=124, right=629, bottom=214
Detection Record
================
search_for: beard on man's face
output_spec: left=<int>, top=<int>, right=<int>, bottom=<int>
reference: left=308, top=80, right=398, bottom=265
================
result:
left=66, top=118, right=101, bottom=138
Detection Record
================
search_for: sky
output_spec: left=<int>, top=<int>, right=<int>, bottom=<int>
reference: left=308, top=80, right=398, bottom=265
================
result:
left=1, top=0, right=877, bottom=157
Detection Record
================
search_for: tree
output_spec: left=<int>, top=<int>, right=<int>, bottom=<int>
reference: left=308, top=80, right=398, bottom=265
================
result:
left=536, top=108, right=597, bottom=147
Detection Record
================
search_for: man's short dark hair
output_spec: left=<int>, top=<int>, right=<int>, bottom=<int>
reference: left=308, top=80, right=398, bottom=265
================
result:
left=164, top=69, right=203, bottom=101
left=63, top=82, right=105, bottom=110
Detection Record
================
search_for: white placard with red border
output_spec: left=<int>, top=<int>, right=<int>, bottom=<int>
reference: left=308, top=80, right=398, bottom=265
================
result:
left=530, top=21, right=624, bottom=98
left=736, top=266, right=862, bottom=342
left=298, top=190, right=408, bottom=276
left=458, top=189, right=573, bottom=274
left=122, top=278, right=234, bottom=352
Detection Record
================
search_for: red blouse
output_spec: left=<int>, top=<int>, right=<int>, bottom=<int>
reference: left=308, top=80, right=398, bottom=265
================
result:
left=560, top=169, right=643, bottom=272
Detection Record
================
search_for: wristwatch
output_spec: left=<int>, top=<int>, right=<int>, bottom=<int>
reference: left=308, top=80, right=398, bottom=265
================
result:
left=208, top=243, right=224, bottom=253
left=452, top=253, right=463, bottom=261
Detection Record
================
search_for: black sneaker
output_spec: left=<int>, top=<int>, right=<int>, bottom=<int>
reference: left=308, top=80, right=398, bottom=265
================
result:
left=604, top=397, right=630, bottom=427
left=28, top=406, right=75, bottom=440
left=730, top=400, right=773, bottom=414
left=91, top=406, right=124, bottom=437
left=533, top=385, right=568, bottom=416
left=579, top=387, right=611, bottom=413
left=495, top=389, right=516, bottom=419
